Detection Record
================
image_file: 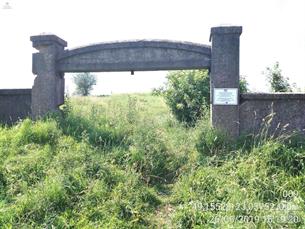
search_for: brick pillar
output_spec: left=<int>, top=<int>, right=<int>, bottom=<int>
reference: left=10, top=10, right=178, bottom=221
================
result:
left=210, top=26, right=242, bottom=138
left=30, top=35, right=67, bottom=118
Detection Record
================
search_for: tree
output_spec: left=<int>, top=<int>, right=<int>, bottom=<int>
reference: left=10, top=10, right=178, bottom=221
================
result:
left=264, top=62, right=292, bottom=92
left=162, top=70, right=249, bottom=125
left=73, top=73, right=97, bottom=96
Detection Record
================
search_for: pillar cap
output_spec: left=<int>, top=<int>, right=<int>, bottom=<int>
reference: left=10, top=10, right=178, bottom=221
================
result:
left=30, top=34, right=67, bottom=48
left=209, top=26, right=242, bottom=41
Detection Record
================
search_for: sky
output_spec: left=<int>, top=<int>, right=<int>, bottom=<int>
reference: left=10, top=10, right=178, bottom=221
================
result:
left=0, top=0, right=304, bottom=95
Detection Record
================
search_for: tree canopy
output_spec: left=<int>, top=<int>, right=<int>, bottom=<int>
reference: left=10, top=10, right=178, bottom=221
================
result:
left=73, top=73, right=97, bottom=96
left=264, top=62, right=292, bottom=92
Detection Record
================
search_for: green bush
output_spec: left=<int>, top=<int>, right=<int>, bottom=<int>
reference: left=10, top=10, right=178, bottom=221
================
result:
left=163, top=70, right=249, bottom=125
left=164, top=70, right=210, bottom=125
left=239, top=75, right=249, bottom=93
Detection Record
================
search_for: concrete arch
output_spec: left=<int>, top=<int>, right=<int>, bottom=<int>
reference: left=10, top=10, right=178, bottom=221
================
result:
left=30, top=26, right=243, bottom=138
left=56, top=40, right=211, bottom=72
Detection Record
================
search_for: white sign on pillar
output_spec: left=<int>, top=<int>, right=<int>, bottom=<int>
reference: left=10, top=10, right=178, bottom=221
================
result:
left=213, top=88, right=238, bottom=105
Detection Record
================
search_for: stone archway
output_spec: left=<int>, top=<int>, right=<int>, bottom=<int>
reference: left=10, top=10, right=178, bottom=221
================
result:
left=30, top=26, right=242, bottom=138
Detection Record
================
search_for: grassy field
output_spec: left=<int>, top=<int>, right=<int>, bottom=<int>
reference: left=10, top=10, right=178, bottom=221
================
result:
left=0, top=94, right=304, bottom=228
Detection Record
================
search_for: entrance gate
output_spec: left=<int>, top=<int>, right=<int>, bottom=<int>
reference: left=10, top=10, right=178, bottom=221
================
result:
left=31, top=26, right=242, bottom=138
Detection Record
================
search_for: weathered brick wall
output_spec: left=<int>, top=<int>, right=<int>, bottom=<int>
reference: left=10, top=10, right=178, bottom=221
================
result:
left=239, top=93, right=305, bottom=136
left=0, top=89, right=32, bottom=124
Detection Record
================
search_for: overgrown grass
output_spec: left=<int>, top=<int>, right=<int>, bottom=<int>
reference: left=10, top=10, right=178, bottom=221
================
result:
left=0, top=93, right=304, bottom=228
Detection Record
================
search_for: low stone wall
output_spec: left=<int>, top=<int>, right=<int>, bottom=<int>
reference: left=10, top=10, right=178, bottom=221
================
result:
left=0, top=89, right=32, bottom=124
left=239, top=93, right=305, bottom=136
